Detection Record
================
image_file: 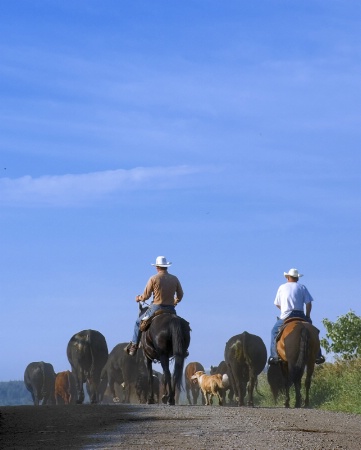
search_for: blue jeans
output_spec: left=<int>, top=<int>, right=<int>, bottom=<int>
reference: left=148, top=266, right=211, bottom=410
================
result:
left=132, top=304, right=176, bottom=345
left=270, top=311, right=311, bottom=358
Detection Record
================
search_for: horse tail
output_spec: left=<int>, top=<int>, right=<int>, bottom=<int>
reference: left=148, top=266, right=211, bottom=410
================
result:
left=171, top=318, right=190, bottom=391
left=293, top=325, right=309, bottom=379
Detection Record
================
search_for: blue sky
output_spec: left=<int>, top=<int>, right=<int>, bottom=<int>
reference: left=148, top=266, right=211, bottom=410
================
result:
left=1, top=1, right=360, bottom=381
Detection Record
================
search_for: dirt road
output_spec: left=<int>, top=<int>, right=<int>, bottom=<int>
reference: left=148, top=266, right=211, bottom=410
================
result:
left=1, top=404, right=361, bottom=449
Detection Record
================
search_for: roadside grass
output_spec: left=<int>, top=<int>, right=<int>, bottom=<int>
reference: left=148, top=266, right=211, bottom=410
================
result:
left=251, top=358, right=361, bottom=413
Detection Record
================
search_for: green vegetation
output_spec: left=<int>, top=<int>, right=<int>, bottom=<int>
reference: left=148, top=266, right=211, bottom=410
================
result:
left=255, top=359, right=361, bottom=413
left=321, top=310, right=361, bottom=360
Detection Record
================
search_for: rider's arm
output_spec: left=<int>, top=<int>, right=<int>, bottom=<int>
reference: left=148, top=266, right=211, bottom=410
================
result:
left=175, top=278, right=184, bottom=302
left=135, top=277, right=154, bottom=302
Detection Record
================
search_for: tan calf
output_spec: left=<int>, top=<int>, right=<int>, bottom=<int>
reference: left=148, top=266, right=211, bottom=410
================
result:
left=191, top=370, right=229, bottom=406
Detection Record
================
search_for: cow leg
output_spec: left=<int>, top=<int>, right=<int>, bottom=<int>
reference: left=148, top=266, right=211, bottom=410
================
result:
left=227, top=365, right=243, bottom=406
left=185, top=381, right=192, bottom=405
left=217, top=390, right=223, bottom=406
left=76, top=370, right=85, bottom=404
left=236, top=380, right=246, bottom=406
left=109, top=376, right=119, bottom=402
left=192, top=385, right=199, bottom=405
left=228, top=386, right=234, bottom=404
left=30, top=386, right=39, bottom=406
left=247, top=370, right=256, bottom=407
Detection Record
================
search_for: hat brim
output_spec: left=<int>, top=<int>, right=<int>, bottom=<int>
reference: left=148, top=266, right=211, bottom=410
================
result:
left=284, top=272, right=303, bottom=278
left=151, top=263, right=172, bottom=267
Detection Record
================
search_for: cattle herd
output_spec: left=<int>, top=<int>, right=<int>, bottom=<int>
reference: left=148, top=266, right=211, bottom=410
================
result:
left=24, top=324, right=320, bottom=408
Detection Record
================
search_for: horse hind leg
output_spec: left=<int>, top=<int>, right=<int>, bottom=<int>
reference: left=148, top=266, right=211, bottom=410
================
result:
left=160, top=356, right=172, bottom=404
left=284, top=383, right=291, bottom=408
left=146, top=359, right=155, bottom=404
left=294, top=379, right=302, bottom=408
left=304, top=366, right=314, bottom=408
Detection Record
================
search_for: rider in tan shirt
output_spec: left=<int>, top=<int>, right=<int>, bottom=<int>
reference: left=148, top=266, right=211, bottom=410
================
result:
left=125, top=256, right=183, bottom=356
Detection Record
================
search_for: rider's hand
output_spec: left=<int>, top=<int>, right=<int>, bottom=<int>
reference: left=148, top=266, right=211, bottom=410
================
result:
left=135, top=295, right=141, bottom=302
left=174, top=297, right=180, bottom=306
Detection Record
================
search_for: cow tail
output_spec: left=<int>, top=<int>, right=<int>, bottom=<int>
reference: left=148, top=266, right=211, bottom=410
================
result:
left=221, top=374, right=230, bottom=389
left=40, top=362, right=47, bottom=401
left=67, top=371, right=72, bottom=403
left=295, top=326, right=309, bottom=377
left=88, top=330, right=95, bottom=377
left=171, top=318, right=188, bottom=392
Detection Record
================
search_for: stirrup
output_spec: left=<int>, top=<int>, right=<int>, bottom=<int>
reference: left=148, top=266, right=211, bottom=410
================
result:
left=124, top=342, right=138, bottom=355
left=315, top=355, right=325, bottom=365
left=268, top=356, right=281, bottom=365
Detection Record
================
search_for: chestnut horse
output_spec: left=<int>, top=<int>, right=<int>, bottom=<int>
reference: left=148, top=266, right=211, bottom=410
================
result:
left=184, top=361, right=205, bottom=405
left=276, top=318, right=320, bottom=408
left=140, top=305, right=191, bottom=405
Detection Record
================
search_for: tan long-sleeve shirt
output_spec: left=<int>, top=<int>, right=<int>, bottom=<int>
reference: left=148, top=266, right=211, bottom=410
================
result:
left=138, top=271, right=183, bottom=306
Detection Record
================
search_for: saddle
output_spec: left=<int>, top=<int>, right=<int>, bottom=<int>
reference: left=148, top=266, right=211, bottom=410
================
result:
left=139, top=309, right=177, bottom=332
left=276, top=316, right=309, bottom=342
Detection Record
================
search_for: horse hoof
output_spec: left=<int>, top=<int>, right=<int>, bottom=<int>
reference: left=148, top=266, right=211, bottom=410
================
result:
left=113, top=397, right=120, bottom=403
left=147, top=398, right=155, bottom=405
left=161, top=395, right=169, bottom=404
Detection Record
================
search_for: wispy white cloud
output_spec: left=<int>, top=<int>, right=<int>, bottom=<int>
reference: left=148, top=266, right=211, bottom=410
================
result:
left=0, top=165, right=206, bottom=207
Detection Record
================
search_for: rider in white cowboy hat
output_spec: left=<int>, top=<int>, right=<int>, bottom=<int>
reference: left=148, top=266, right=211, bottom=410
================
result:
left=268, top=268, right=325, bottom=365
left=125, top=256, right=184, bottom=356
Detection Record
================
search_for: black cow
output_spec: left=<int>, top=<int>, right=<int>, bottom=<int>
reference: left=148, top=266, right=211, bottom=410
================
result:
left=24, top=361, right=56, bottom=406
left=224, top=331, right=267, bottom=406
left=136, top=371, right=160, bottom=404
left=100, top=342, right=146, bottom=403
left=99, top=343, right=125, bottom=403
left=67, top=329, right=108, bottom=404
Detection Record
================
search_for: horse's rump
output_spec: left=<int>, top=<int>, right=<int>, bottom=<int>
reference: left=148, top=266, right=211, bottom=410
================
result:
left=141, top=314, right=191, bottom=362
left=277, top=321, right=320, bottom=363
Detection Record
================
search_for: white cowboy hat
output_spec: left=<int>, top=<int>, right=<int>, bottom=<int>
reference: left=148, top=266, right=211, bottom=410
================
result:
left=151, top=256, right=172, bottom=267
left=284, top=268, right=303, bottom=278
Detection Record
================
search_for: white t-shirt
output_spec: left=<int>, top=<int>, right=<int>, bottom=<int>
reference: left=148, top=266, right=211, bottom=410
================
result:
left=274, top=281, right=314, bottom=320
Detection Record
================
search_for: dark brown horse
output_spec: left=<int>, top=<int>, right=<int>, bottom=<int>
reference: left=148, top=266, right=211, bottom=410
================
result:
left=140, top=307, right=191, bottom=405
left=275, top=318, right=320, bottom=408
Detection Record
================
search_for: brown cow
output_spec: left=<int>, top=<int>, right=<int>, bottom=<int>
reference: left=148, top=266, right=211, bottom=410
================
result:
left=54, top=370, right=77, bottom=405
left=184, top=361, right=205, bottom=405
